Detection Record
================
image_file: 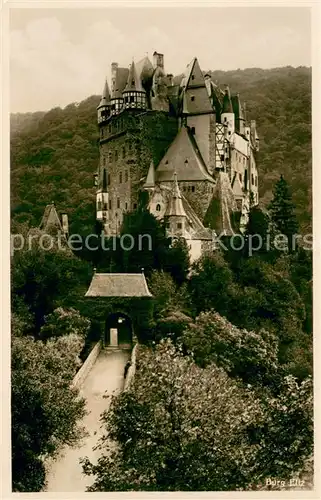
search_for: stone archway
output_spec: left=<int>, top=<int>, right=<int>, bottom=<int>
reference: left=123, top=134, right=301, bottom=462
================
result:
left=105, top=312, right=133, bottom=348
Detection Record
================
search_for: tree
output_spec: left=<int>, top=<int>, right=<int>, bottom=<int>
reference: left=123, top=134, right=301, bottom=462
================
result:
left=39, top=307, right=90, bottom=341
left=81, top=341, right=313, bottom=491
left=82, top=340, right=261, bottom=491
left=268, top=175, right=299, bottom=252
left=163, top=238, right=190, bottom=286
left=11, top=335, right=87, bottom=491
left=181, top=310, right=281, bottom=389
left=120, top=208, right=170, bottom=276
left=11, top=246, right=92, bottom=334
left=189, top=252, right=234, bottom=315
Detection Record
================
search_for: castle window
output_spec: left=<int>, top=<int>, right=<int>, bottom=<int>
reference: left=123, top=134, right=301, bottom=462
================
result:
left=239, top=173, right=242, bottom=182
left=228, top=131, right=231, bottom=135
left=224, top=117, right=227, bottom=122
left=109, top=199, right=112, bottom=209
left=255, top=176, right=258, bottom=186
left=125, top=202, right=128, bottom=210
left=185, top=159, right=188, bottom=164
left=220, top=155, right=224, bottom=161
left=165, top=160, right=168, bottom=164
left=103, top=203, right=108, bottom=210
left=191, top=96, right=195, bottom=102
left=125, top=171, right=128, bottom=182
left=133, top=203, right=137, bottom=210
left=130, top=96, right=135, bottom=103
left=191, top=126, right=195, bottom=134
left=191, top=75, right=195, bottom=80
left=122, top=146, right=126, bottom=158
left=109, top=152, right=112, bottom=162
left=97, top=200, right=102, bottom=211
left=177, top=223, right=182, bottom=229
left=252, top=174, right=254, bottom=185
left=156, top=204, right=161, bottom=212
left=119, top=172, right=122, bottom=183
left=225, top=147, right=228, bottom=153
left=108, top=174, right=111, bottom=185
left=117, top=198, right=120, bottom=209
left=191, top=186, right=195, bottom=192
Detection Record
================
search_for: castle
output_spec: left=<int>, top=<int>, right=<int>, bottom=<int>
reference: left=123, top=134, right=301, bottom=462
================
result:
left=95, top=51, right=259, bottom=261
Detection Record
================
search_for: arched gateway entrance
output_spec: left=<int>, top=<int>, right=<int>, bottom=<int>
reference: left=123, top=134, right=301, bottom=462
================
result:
left=105, top=312, right=132, bottom=348
left=85, top=271, right=153, bottom=348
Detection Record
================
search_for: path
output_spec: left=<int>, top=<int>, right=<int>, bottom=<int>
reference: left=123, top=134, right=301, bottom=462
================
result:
left=45, top=348, right=130, bottom=492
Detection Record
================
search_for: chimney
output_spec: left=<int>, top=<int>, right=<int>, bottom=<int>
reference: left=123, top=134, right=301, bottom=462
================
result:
left=111, top=62, right=118, bottom=92
left=167, top=73, right=173, bottom=86
left=153, top=51, right=164, bottom=70
left=61, top=213, right=69, bottom=237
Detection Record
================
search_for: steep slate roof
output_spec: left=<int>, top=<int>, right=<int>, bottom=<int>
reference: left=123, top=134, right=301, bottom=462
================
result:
left=144, top=159, right=156, bottom=188
left=111, top=67, right=129, bottom=98
left=136, top=56, right=154, bottom=84
left=124, top=61, right=144, bottom=92
left=97, top=79, right=111, bottom=108
left=39, top=203, right=63, bottom=232
left=205, top=171, right=238, bottom=235
left=182, top=196, right=213, bottom=240
left=85, top=273, right=153, bottom=297
left=155, top=126, right=215, bottom=182
left=181, top=57, right=213, bottom=115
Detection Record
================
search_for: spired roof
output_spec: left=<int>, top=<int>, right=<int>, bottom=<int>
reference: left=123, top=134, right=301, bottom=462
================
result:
left=155, top=126, right=215, bottom=183
left=144, top=159, right=156, bottom=188
left=165, top=172, right=187, bottom=217
left=111, top=67, right=129, bottom=99
left=97, top=79, right=111, bottom=109
left=85, top=273, right=153, bottom=297
left=124, top=61, right=144, bottom=92
left=39, top=203, right=63, bottom=233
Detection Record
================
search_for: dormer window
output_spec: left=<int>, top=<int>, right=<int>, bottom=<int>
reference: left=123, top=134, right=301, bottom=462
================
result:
left=185, top=159, right=188, bottom=164
left=156, top=204, right=161, bottom=212
left=191, top=75, right=195, bottom=80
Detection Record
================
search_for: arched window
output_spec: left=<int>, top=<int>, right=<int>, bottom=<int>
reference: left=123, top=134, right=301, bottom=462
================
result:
left=119, top=172, right=122, bottom=184
left=156, top=204, right=161, bottom=212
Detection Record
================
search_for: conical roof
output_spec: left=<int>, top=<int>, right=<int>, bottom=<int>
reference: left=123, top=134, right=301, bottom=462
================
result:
left=165, top=172, right=187, bottom=217
left=124, top=61, right=144, bottom=92
left=97, top=79, right=111, bottom=109
left=39, top=203, right=63, bottom=233
left=144, top=159, right=155, bottom=188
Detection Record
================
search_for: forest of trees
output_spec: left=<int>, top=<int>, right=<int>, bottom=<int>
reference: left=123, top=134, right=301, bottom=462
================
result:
left=10, top=65, right=313, bottom=492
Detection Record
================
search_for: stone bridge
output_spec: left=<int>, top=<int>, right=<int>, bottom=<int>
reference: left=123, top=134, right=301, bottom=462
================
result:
left=45, top=347, right=130, bottom=492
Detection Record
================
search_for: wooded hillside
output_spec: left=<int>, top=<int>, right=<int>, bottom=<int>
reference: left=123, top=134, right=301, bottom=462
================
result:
left=10, top=66, right=312, bottom=234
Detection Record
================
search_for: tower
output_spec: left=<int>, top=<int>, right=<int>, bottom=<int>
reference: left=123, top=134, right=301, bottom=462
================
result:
left=122, top=61, right=147, bottom=111
left=181, top=57, right=216, bottom=174
left=165, top=172, right=188, bottom=239
left=97, top=79, right=111, bottom=124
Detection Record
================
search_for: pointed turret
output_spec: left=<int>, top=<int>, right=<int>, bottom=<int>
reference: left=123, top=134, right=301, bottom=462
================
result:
left=144, top=159, right=155, bottom=189
left=124, top=61, right=144, bottom=92
left=97, top=79, right=111, bottom=124
left=166, top=172, right=187, bottom=218
left=123, top=60, right=147, bottom=110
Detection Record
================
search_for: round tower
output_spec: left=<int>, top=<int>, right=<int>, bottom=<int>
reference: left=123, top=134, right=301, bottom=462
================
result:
left=97, top=79, right=111, bottom=124
left=122, top=61, right=147, bottom=111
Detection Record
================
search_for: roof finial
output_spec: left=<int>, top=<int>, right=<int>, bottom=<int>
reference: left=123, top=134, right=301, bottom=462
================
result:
left=93, top=267, right=97, bottom=274
left=141, top=267, right=144, bottom=274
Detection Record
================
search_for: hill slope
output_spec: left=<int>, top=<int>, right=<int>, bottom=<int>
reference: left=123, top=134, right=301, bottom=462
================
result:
left=10, top=66, right=312, bottom=234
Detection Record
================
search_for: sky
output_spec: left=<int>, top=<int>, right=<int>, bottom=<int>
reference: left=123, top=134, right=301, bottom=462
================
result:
left=10, top=6, right=311, bottom=113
